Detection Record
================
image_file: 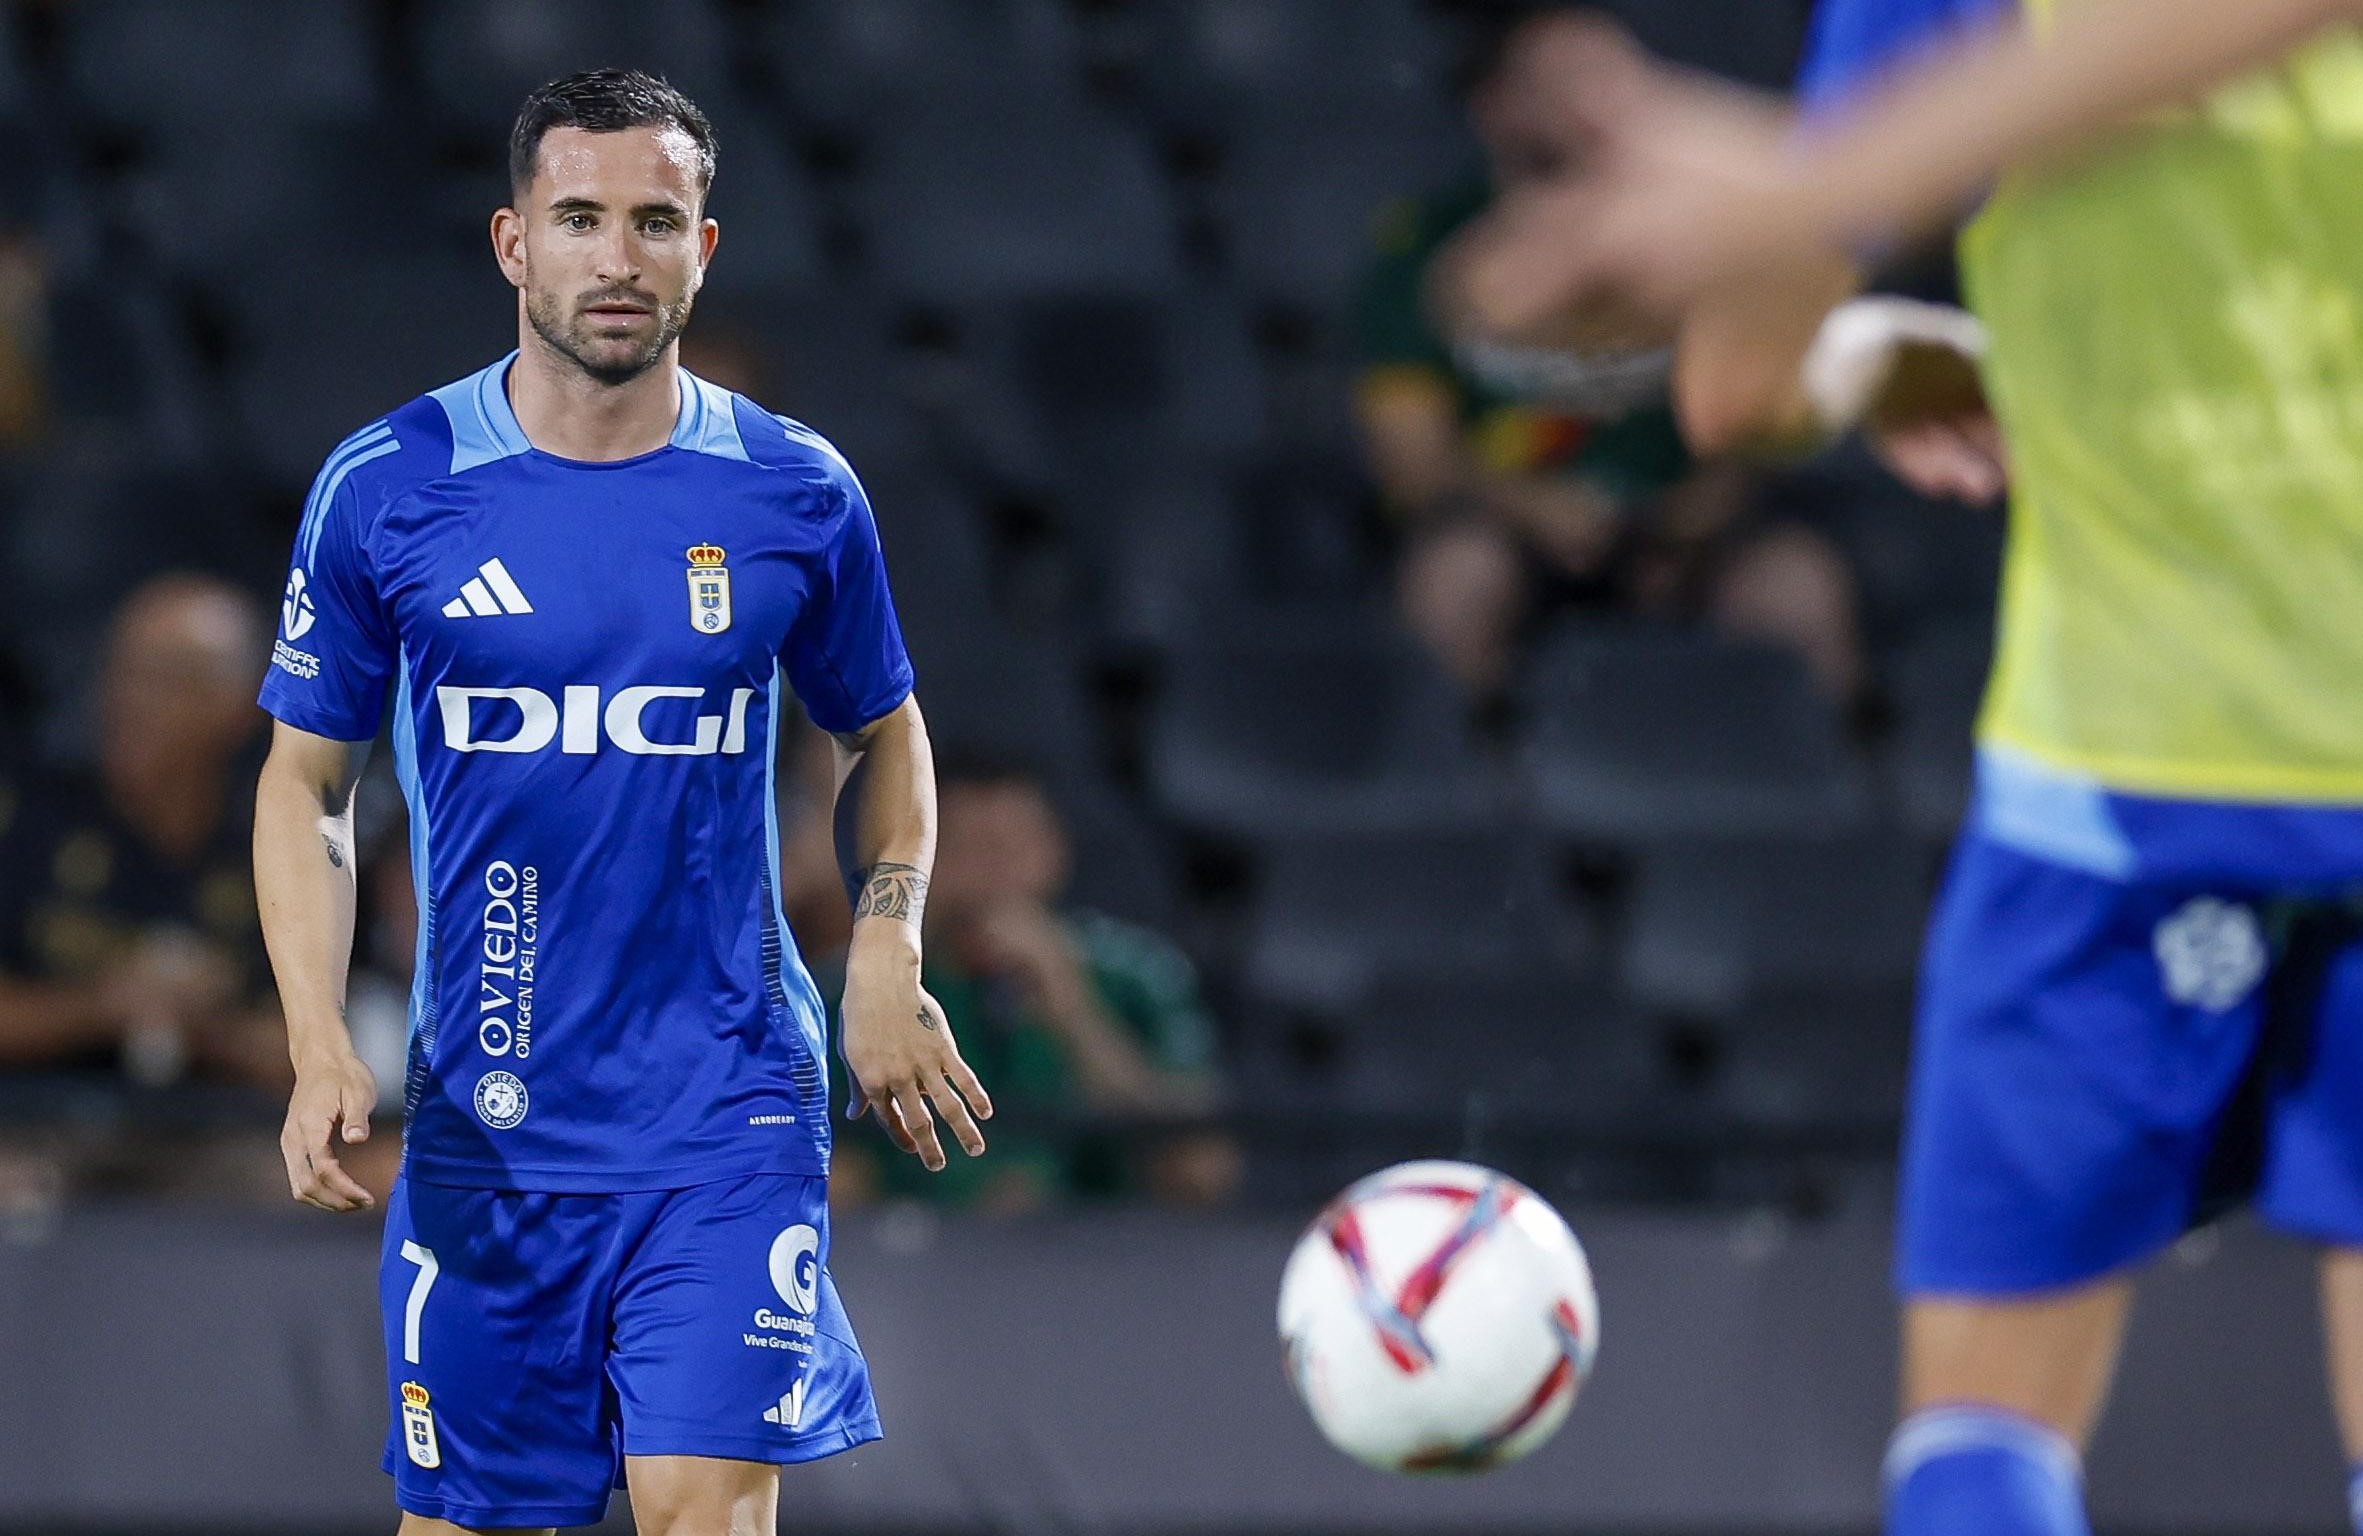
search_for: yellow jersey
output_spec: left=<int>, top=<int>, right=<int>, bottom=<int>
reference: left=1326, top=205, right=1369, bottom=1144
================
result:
left=1962, top=16, right=2363, bottom=806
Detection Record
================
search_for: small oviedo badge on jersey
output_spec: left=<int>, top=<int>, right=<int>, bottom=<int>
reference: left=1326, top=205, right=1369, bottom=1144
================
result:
left=400, top=1381, right=442, bottom=1469
left=687, top=544, right=732, bottom=634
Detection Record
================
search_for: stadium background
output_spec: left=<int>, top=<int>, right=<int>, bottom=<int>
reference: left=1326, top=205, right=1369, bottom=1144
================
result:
left=0, top=0, right=2339, bottom=1531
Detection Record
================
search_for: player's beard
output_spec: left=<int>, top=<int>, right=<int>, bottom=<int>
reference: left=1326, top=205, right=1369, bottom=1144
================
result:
left=524, top=280, right=696, bottom=387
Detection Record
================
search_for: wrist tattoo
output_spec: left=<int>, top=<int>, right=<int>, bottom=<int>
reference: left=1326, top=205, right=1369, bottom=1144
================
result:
left=321, top=834, right=346, bottom=870
left=852, top=862, right=928, bottom=925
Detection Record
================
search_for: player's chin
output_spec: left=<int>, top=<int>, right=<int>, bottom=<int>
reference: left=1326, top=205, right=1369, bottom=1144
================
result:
left=570, top=328, right=667, bottom=377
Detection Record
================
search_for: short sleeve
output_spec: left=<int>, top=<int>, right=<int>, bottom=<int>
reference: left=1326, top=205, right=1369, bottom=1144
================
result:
left=1798, top=0, right=2013, bottom=114
left=257, top=464, right=397, bottom=742
left=784, top=458, right=916, bottom=735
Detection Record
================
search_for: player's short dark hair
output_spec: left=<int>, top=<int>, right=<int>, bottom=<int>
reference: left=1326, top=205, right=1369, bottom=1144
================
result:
left=508, top=68, right=717, bottom=203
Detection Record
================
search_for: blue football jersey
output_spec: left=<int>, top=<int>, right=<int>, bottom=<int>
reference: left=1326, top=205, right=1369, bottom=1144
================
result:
left=1798, top=0, right=2010, bottom=109
left=260, top=354, right=915, bottom=1192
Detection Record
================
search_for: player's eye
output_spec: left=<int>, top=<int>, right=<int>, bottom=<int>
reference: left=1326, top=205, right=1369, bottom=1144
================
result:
left=562, top=213, right=596, bottom=232
left=641, top=217, right=678, bottom=236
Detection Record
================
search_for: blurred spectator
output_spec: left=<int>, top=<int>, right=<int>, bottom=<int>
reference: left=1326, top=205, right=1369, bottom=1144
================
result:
left=1355, top=8, right=1863, bottom=708
left=832, top=751, right=1238, bottom=1214
left=0, top=227, right=48, bottom=451
left=0, top=575, right=287, bottom=1195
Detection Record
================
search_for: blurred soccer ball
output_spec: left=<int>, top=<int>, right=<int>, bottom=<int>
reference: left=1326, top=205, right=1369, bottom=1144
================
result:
left=1277, top=1160, right=1600, bottom=1474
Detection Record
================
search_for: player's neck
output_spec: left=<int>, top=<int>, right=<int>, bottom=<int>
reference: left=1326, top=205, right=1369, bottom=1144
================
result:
left=506, top=338, right=682, bottom=463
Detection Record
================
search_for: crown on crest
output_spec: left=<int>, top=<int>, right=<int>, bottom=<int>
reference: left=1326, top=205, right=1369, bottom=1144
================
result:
left=401, top=1382, right=431, bottom=1408
left=686, top=544, right=727, bottom=568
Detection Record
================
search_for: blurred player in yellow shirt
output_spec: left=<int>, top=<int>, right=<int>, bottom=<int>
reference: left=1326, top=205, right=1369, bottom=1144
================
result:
left=1466, top=2, right=2363, bottom=1532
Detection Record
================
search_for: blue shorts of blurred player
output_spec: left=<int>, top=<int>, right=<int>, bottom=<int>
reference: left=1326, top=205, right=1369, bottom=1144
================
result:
left=1902, top=833, right=2363, bottom=1295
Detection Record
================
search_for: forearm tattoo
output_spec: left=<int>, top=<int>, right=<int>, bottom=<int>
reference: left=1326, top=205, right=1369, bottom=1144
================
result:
left=322, top=833, right=346, bottom=869
left=852, top=862, right=929, bottom=926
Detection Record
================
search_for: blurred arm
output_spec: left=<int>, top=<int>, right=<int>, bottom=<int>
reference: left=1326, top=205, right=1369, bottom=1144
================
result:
left=0, top=975, right=114, bottom=1064
left=1356, top=368, right=1471, bottom=521
left=1794, top=0, right=2356, bottom=252
left=1672, top=258, right=1865, bottom=458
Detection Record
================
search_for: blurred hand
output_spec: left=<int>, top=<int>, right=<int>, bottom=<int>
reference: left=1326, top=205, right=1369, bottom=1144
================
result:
left=281, top=1047, right=377, bottom=1213
left=101, top=930, right=238, bottom=1032
left=103, top=930, right=243, bottom=1086
left=1867, top=338, right=2008, bottom=504
left=965, top=903, right=1093, bottom=1013
left=841, top=940, right=991, bottom=1172
left=1454, top=28, right=1819, bottom=337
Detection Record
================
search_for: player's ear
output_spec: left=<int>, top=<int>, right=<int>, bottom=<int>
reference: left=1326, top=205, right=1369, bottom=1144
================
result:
left=698, top=215, right=719, bottom=272
left=489, top=205, right=528, bottom=289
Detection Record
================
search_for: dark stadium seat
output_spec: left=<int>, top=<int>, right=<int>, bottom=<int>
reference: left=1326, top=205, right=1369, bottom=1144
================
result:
left=1094, top=473, right=1248, bottom=653
left=1617, top=836, right=1935, bottom=1018
left=1885, top=618, right=1993, bottom=842
left=679, top=112, right=828, bottom=292
left=748, top=295, right=931, bottom=471
left=1523, top=624, right=1873, bottom=844
left=1134, top=0, right=1448, bottom=122
left=1702, top=989, right=1915, bottom=1137
left=1215, top=107, right=1477, bottom=319
left=1242, top=970, right=1657, bottom=1128
left=65, top=0, right=378, bottom=128
left=412, top=0, right=732, bottom=135
left=1056, top=781, right=1188, bottom=933
left=1242, top=826, right=1596, bottom=1012
left=1145, top=608, right=1506, bottom=837
left=117, top=126, right=429, bottom=284
left=761, top=0, right=1086, bottom=131
left=900, top=617, right=1101, bottom=780
left=229, top=255, right=517, bottom=491
left=852, top=99, right=1182, bottom=307
left=918, top=294, right=1265, bottom=503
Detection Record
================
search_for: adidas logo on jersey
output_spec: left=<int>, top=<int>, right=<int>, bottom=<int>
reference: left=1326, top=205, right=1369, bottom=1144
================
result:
left=441, top=558, right=535, bottom=618
left=763, top=1379, right=808, bottom=1429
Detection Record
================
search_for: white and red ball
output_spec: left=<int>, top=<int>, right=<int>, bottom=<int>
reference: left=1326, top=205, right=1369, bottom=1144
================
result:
left=1277, top=1160, right=1600, bottom=1473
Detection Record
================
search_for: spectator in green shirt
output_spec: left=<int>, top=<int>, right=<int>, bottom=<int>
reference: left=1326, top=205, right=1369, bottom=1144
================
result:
left=1357, top=7, right=1863, bottom=709
left=830, top=753, right=1239, bottom=1214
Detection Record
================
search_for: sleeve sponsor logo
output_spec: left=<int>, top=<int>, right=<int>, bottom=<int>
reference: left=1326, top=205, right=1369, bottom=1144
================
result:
left=281, top=568, right=317, bottom=640
left=271, top=640, right=322, bottom=680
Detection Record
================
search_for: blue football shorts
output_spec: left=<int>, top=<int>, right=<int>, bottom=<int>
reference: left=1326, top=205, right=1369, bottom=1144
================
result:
left=1900, top=833, right=2363, bottom=1296
left=378, top=1171, right=880, bottom=1529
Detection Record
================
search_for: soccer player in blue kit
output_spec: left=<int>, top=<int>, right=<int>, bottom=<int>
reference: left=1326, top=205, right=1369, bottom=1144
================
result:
left=250, top=71, right=992, bottom=1535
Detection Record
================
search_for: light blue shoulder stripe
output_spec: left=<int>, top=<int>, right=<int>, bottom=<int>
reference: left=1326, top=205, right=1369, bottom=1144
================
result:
left=300, top=428, right=403, bottom=568
left=295, top=420, right=392, bottom=556
left=776, top=414, right=855, bottom=479
left=1972, top=746, right=2137, bottom=879
left=670, top=369, right=750, bottom=462
left=428, top=352, right=533, bottom=474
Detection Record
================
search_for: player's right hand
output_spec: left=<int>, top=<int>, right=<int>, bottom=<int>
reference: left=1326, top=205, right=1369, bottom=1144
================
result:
left=281, top=1049, right=378, bottom=1213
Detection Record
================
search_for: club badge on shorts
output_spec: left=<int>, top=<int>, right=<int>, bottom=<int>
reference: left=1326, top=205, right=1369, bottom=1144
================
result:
left=400, top=1381, right=442, bottom=1469
left=687, top=544, right=732, bottom=634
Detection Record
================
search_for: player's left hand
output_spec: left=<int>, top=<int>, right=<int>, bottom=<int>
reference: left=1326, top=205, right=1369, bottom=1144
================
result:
left=842, top=972, right=992, bottom=1173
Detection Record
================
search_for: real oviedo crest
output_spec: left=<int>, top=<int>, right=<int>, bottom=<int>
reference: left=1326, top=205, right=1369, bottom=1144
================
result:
left=687, top=544, right=732, bottom=634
